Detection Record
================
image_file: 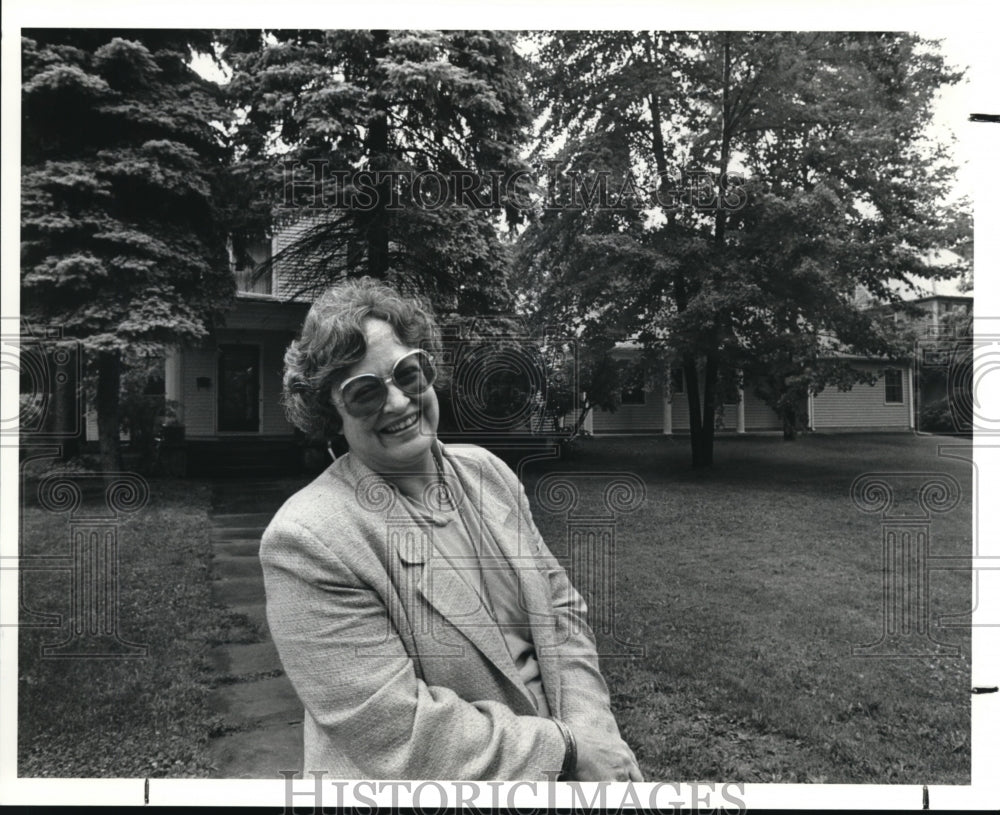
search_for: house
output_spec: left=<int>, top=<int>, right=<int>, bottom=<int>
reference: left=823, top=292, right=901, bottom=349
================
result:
left=577, top=356, right=916, bottom=436
left=80, top=227, right=970, bottom=466
left=84, top=221, right=315, bottom=475
left=581, top=268, right=973, bottom=437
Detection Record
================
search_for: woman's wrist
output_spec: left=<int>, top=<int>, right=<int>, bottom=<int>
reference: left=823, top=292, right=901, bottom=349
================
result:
left=552, top=718, right=577, bottom=780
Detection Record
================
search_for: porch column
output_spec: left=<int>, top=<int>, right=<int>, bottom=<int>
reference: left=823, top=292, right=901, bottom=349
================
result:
left=807, top=391, right=815, bottom=431
left=908, top=365, right=915, bottom=430
left=164, top=348, right=184, bottom=424
left=662, top=385, right=673, bottom=435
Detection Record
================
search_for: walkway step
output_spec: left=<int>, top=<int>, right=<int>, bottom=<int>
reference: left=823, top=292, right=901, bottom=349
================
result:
left=212, top=555, right=264, bottom=580
left=213, top=539, right=261, bottom=557
left=213, top=526, right=269, bottom=540
left=211, top=577, right=266, bottom=607
left=209, top=641, right=283, bottom=678
left=206, top=720, right=303, bottom=779
left=209, top=675, right=302, bottom=728
left=210, top=511, right=277, bottom=524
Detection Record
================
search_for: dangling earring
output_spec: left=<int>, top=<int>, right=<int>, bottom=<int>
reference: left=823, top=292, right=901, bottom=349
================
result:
left=327, top=442, right=337, bottom=462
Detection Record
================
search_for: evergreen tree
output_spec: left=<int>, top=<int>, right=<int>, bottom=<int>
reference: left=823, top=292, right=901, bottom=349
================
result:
left=21, top=30, right=235, bottom=470
left=221, top=29, right=533, bottom=314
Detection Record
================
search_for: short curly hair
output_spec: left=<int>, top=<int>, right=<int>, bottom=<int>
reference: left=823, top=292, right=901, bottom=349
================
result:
left=282, top=277, right=442, bottom=440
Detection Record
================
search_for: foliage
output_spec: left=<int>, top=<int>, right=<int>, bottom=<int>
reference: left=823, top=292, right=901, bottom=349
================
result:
left=521, top=31, right=970, bottom=463
left=20, top=30, right=236, bottom=470
left=221, top=29, right=534, bottom=314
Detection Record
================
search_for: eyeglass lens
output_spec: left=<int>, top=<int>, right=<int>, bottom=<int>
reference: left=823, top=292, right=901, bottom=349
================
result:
left=341, top=351, right=435, bottom=417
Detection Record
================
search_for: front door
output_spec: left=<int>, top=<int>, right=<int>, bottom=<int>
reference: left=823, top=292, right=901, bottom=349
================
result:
left=218, top=344, right=260, bottom=432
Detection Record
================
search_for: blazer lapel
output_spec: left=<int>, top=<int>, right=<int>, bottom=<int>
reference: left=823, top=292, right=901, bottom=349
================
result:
left=394, top=514, right=538, bottom=714
left=446, top=451, right=563, bottom=718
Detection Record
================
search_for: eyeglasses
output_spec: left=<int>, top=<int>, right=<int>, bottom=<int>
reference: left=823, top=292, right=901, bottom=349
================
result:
left=336, top=349, right=436, bottom=418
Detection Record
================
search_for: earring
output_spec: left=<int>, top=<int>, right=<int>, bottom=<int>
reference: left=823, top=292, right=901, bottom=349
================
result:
left=327, top=442, right=337, bottom=462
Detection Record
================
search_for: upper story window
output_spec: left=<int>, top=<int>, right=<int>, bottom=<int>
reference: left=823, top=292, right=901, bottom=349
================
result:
left=229, top=236, right=273, bottom=295
left=884, top=368, right=904, bottom=404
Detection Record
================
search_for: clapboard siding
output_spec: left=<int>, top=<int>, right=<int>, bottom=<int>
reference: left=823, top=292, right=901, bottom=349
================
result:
left=588, top=379, right=783, bottom=434
left=811, top=364, right=912, bottom=429
left=273, top=214, right=327, bottom=300
left=180, top=344, right=218, bottom=437
left=592, top=387, right=664, bottom=432
left=743, top=394, right=783, bottom=431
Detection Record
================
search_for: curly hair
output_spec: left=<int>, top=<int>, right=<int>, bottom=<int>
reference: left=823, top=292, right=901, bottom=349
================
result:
left=282, top=277, right=442, bottom=440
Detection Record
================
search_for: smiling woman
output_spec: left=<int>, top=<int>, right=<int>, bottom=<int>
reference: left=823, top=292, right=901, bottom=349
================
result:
left=261, top=276, right=641, bottom=781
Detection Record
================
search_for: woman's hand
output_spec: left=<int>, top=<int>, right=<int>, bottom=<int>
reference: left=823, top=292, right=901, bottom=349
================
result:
left=571, top=723, right=644, bottom=782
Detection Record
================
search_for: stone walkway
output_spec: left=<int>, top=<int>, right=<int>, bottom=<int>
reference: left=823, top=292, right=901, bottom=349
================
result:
left=203, top=481, right=305, bottom=779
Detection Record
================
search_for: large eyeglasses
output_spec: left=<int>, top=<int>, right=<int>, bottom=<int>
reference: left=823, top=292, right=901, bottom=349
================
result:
left=337, top=349, right=436, bottom=418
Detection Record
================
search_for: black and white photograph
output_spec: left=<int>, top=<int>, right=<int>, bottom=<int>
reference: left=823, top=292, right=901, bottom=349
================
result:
left=2, top=1, right=998, bottom=810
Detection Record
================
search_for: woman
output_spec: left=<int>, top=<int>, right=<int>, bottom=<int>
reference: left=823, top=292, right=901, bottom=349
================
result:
left=261, top=277, right=642, bottom=781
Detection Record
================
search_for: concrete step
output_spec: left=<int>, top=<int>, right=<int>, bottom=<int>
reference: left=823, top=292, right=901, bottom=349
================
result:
left=212, top=554, right=264, bottom=580
left=209, top=641, right=284, bottom=679
left=212, top=526, right=267, bottom=540
left=212, top=539, right=262, bottom=557
left=210, top=512, right=279, bottom=528
left=211, top=577, right=266, bottom=607
left=205, top=720, right=303, bottom=779
left=208, top=675, right=302, bottom=728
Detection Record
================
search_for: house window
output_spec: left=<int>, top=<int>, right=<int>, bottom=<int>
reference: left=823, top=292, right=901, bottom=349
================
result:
left=621, top=384, right=646, bottom=405
left=231, top=237, right=273, bottom=295
left=884, top=369, right=904, bottom=404
left=670, top=367, right=685, bottom=395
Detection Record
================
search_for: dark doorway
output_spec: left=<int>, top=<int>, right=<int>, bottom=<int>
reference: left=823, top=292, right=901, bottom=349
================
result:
left=218, top=345, right=260, bottom=432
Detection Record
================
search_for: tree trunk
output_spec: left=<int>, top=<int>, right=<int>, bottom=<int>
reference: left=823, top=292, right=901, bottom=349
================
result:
left=683, top=356, right=708, bottom=468
left=782, top=407, right=797, bottom=441
left=699, top=351, right=719, bottom=468
left=96, top=350, right=122, bottom=473
left=53, top=345, right=81, bottom=459
left=367, top=29, right=391, bottom=279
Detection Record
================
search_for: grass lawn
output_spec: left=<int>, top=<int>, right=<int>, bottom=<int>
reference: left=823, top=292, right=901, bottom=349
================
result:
left=17, top=474, right=253, bottom=777
left=16, top=432, right=972, bottom=783
left=521, top=433, right=973, bottom=784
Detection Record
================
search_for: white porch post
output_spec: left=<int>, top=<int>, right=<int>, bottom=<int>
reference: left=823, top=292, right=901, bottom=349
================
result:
left=908, top=365, right=916, bottom=430
left=164, top=348, right=184, bottom=424
left=807, top=391, right=815, bottom=431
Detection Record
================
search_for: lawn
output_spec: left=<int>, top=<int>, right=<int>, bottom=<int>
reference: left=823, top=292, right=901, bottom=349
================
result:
left=520, top=433, right=973, bottom=784
left=16, top=473, right=252, bottom=777
left=16, top=433, right=972, bottom=783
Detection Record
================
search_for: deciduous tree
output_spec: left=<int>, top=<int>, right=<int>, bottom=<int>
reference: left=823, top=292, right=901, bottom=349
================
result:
left=521, top=31, right=968, bottom=465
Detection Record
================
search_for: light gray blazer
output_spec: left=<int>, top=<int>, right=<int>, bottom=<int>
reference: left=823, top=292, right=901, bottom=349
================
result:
left=260, top=442, right=622, bottom=780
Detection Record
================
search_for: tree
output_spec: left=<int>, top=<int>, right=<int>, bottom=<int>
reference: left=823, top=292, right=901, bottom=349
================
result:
left=520, top=31, right=968, bottom=465
left=221, top=29, right=533, bottom=314
left=21, top=30, right=235, bottom=471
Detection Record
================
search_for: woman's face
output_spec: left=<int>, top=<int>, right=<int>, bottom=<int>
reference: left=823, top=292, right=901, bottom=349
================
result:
left=332, top=318, right=439, bottom=474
